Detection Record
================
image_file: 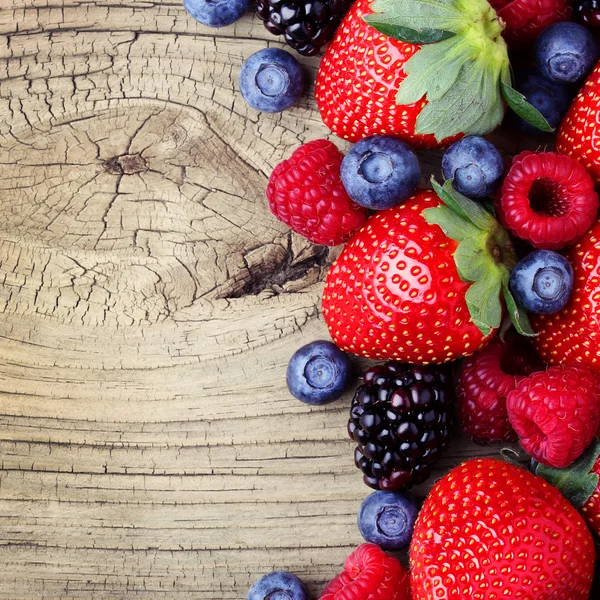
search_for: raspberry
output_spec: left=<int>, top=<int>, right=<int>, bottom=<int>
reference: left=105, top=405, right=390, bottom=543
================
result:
left=489, top=0, right=572, bottom=45
left=267, top=140, right=368, bottom=246
left=319, top=544, right=410, bottom=600
left=497, top=151, right=599, bottom=250
left=507, top=365, right=600, bottom=468
left=458, top=335, right=542, bottom=444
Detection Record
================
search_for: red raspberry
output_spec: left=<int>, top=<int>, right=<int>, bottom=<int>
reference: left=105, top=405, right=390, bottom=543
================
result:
left=319, top=544, right=410, bottom=600
left=489, top=0, right=572, bottom=45
left=458, top=334, right=542, bottom=444
left=507, top=365, right=600, bottom=468
left=267, top=140, right=368, bottom=246
left=497, top=151, right=598, bottom=250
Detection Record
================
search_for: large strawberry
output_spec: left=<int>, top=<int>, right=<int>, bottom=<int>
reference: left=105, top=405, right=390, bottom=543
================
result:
left=322, top=183, right=533, bottom=364
left=532, top=219, right=600, bottom=372
left=535, top=439, right=600, bottom=539
left=315, top=0, right=552, bottom=146
left=410, top=458, right=595, bottom=599
left=557, top=60, right=600, bottom=183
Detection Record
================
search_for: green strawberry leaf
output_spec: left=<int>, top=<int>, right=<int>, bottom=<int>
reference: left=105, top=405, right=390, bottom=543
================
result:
left=432, top=178, right=496, bottom=230
left=455, top=61, right=505, bottom=138
left=535, top=439, right=600, bottom=509
left=430, top=178, right=469, bottom=221
left=501, top=82, right=554, bottom=133
left=367, top=0, right=463, bottom=35
left=362, top=17, right=455, bottom=44
left=422, top=206, right=478, bottom=243
left=415, top=58, right=505, bottom=141
left=480, top=198, right=496, bottom=217
left=454, top=237, right=497, bottom=283
left=395, top=37, right=469, bottom=105
left=501, top=281, right=536, bottom=337
left=465, top=270, right=502, bottom=336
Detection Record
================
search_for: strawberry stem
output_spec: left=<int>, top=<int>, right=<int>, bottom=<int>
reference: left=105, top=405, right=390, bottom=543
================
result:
left=427, top=178, right=533, bottom=337
left=362, top=0, right=553, bottom=139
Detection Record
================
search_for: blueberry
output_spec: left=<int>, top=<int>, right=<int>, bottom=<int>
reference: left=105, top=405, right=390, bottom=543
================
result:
left=509, top=250, right=574, bottom=314
left=442, top=136, right=504, bottom=199
left=247, top=571, right=308, bottom=600
left=516, top=73, right=572, bottom=135
left=183, top=0, right=248, bottom=27
left=240, top=48, right=304, bottom=113
left=357, top=490, right=419, bottom=550
left=286, top=340, right=353, bottom=405
left=534, top=22, right=599, bottom=84
left=340, top=136, right=421, bottom=210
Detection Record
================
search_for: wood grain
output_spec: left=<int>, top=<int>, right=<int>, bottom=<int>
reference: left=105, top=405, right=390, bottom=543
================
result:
left=0, top=2, right=538, bottom=598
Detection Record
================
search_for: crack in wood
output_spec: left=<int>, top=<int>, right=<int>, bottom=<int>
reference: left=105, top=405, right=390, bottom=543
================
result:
left=226, top=241, right=330, bottom=299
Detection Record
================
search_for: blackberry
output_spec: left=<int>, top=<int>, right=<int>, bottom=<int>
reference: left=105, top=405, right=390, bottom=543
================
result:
left=255, top=0, right=351, bottom=56
left=348, top=362, right=453, bottom=490
left=574, top=0, right=600, bottom=27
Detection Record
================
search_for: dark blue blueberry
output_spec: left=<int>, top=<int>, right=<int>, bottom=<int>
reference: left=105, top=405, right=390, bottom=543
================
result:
left=340, top=136, right=421, bottom=210
left=183, top=0, right=249, bottom=27
left=286, top=340, right=352, bottom=405
left=442, top=136, right=504, bottom=199
left=240, top=48, right=304, bottom=113
left=516, top=73, right=572, bottom=135
left=534, top=22, right=599, bottom=84
left=247, top=571, right=309, bottom=600
left=509, top=250, right=574, bottom=315
left=357, top=490, right=419, bottom=550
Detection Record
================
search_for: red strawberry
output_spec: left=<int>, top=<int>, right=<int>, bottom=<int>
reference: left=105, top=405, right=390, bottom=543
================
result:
left=489, top=0, right=573, bottom=46
left=315, top=0, right=547, bottom=147
left=557, top=60, right=600, bottom=184
left=458, top=333, right=542, bottom=443
left=410, top=458, right=595, bottom=600
left=319, top=543, right=411, bottom=600
left=532, top=218, right=600, bottom=372
left=316, top=0, right=441, bottom=147
left=506, top=364, right=600, bottom=468
left=322, top=184, right=533, bottom=364
left=267, top=139, right=368, bottom=246
left=535, top=439, right=600, bottom=538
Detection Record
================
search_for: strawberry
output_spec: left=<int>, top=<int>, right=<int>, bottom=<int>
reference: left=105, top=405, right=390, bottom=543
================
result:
left=410, top=458, right=596, bottom=600
left=315, top=0, right=552, bottom=146
left=535, top=439, right=600, bottom=539
left=557, top=60, right=600, bottom=184
left=322, top=183, right=534, bottom=364
left=532, top=218, right=600, bottom=372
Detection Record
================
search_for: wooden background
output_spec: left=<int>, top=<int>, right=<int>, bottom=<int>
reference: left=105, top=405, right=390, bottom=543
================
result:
left=0, top=1, right=554, bottom=598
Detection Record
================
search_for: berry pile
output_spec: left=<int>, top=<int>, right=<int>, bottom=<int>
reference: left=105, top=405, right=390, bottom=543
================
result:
left=180, top=0, right=600, bottom=597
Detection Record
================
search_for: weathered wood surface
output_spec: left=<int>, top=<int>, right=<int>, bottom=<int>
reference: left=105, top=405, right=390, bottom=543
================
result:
left=0, top=2, right=539, bottom=598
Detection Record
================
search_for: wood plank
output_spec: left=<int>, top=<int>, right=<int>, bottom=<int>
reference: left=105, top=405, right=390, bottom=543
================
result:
left=0, top=1, right=565, bottom=598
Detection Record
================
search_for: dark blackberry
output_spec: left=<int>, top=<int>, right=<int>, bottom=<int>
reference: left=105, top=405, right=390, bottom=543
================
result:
left=574, top=0, right=600, bottom=27
left=255, top=0, right=352, bottom=56
left=349, top=362, right=453, bottom=491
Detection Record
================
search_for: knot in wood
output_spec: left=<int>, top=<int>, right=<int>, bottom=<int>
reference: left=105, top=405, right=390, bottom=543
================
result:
left=103, top=154, right=148, bottom=175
